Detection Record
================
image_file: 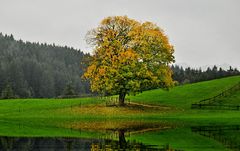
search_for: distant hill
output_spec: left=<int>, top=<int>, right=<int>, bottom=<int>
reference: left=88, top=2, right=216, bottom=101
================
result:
left=129, top=76, right=240, bottom=109
left=0, top=33, right=90, bottom=98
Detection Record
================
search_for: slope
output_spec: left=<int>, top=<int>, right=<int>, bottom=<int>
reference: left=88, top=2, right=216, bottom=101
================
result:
left=128, top=76, right=240, bottom=109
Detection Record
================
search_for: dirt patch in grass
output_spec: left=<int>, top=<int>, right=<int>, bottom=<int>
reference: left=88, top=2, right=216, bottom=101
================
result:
left=64, top=120, right=174, bottom=132
left=57, top=102, right=174, bottom=117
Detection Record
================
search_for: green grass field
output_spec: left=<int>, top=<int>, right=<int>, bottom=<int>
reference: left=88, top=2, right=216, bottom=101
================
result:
left=0, top=76, right=239, bottom=120
left=0, top=76, right=239, bottom=137
left=213, top=90, right=240, bottom=105
left=128, top=75, right=240, bottom=108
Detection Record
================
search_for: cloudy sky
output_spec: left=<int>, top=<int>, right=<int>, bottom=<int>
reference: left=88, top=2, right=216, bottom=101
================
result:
left=0, top=0, right=239, bottom=68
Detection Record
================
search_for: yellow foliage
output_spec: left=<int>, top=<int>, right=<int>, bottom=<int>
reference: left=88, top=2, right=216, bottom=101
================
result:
left=83, top=16, right=175, bottom=97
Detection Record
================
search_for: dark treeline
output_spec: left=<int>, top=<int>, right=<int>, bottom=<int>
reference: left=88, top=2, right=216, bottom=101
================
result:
left=0, top=33, right=239, bottom=98
left=0, top=33, right=90, bottom=98
left=171, top=65, right=240, bottom=84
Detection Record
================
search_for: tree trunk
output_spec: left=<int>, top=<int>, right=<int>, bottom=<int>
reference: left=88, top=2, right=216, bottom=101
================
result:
left=118, top=130, right=126, bottom=148
left=119, top=92, right=126, bottom=106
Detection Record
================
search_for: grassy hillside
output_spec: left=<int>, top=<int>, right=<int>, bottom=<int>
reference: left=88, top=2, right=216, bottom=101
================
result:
left=128, top=76, right=240, bottom=109
left=0, top=76, right=239, bottom=120
left=213, top=90, right=240, bottom=106
left=0, top=76, right=239, bottom=131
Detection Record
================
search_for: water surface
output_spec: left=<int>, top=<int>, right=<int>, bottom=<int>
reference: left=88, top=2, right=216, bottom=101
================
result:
left=0, top=122, right=239, bottom=151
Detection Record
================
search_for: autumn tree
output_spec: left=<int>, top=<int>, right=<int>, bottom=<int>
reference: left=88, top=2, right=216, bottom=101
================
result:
left=84, top=16, right=175, bottom=106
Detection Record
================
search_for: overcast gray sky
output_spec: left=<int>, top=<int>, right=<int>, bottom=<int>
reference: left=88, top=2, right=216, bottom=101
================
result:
left=0, top=0, right=239, bottom=68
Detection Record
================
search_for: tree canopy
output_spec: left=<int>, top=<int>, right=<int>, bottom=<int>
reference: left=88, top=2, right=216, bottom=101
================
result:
left=84, top=16, right=175, bottom=105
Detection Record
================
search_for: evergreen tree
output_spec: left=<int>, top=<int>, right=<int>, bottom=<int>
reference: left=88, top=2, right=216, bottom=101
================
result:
left=1, top=83, right=15, bottom=99
left=171, top=65, right=240, bottom=84
left=63, top=83, right=76, bottom=96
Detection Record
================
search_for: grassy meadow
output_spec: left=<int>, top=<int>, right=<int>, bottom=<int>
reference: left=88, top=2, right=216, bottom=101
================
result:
left=0, top=76, right=239, bottom=137
left=128, top=75, right=240, bottom=108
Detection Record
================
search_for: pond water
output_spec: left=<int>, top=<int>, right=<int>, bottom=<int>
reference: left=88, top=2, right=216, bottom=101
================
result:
left=0, top=123, right=239, bottom=151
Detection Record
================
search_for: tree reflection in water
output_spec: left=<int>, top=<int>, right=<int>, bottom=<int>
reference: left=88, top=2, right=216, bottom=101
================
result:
left=0, top=130, right=181, bottom=151
left=91, top=129, right=181, bottom=151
